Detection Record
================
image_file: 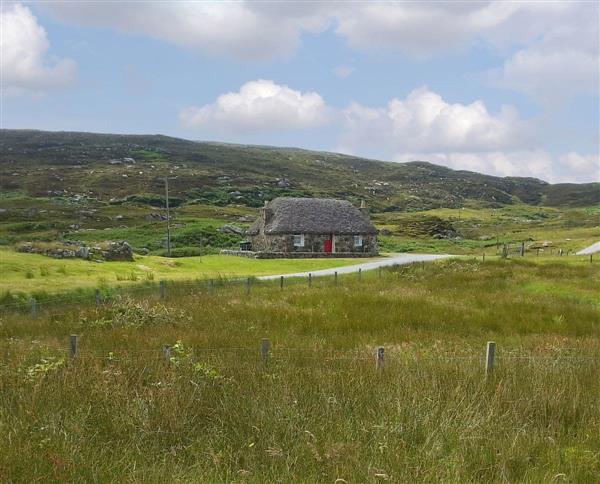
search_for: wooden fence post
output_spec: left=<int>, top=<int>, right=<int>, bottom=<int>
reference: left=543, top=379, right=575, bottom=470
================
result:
left=520, top=242, right=525, bottom=257
left=482, top=253, right=485, bottom=262
left=308, top=273, right=312, bottom=288
left=246, top=277, right=251, bottom=295
left=261, top=338, right=270, bottom=364
left=280, top=275, right=284, bottom=290
left=163, top=344, right=172, bottom=362
left=30, top=298, right=37, bottom=317
left=95, top=289, right=102, bottom=305
left=334, top=271, right=338, bottom=285
left=485, top=341, right=496, bottom=377
left=358, top=268, right=362, bottom=281
left=159, top=280, right=166, bottom=299
left=209, top=279, right=214, bottom=293
left=376, top=346, right=385, bottom=370
left=70, top=334, right=79, bottom=358
left=536, top=249, right=540, bottom=257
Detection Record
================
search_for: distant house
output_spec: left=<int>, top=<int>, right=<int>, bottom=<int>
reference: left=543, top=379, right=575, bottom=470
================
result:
left=246, top=197, right=378, bottom=257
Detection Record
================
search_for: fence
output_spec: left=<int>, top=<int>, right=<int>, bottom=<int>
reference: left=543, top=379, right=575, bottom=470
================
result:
left=25, top=336, right=595, bottom=378
left=0, top=262, right=403, bottom=317
left=1, top=254, right=594, bottom=318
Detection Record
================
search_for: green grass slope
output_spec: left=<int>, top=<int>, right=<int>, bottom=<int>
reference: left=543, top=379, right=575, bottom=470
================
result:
left=1, top=259, right=599, bottom=481
left=2, top=129, right=597, bottom=210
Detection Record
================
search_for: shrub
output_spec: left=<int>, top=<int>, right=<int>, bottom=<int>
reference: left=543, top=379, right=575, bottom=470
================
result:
left=84, top=297, right=189, bottom=328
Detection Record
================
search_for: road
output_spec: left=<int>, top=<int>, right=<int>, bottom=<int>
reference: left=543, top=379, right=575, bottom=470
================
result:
left=576, top=241, right=600, bottom=255
left=257, top=253, right=455, bottom=280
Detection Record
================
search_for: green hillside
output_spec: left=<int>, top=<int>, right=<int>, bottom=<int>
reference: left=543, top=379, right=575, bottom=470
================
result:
left=2, top=129, right=598, bottom=210
left=1, top=129, right=598, bottom=258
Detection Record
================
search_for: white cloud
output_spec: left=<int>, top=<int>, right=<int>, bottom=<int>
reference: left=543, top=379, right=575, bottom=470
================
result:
left=489, top=3, right=599, bottom=103
left=339, top=86, right=532, bottom=154
left=336, top=86, right=598, bottom=183
left=392, top=150, right=556, bottom=181
left=392, top=151, right=599, bottom=184
left=180, top=80, right=332, bottom=132
left=40, top=1, right=598, bottom=103
left=1, top=3, right=76, bottom=95
left=559, top=152, right=600, bottom=182
left=41, top=1, right=329, bottom=61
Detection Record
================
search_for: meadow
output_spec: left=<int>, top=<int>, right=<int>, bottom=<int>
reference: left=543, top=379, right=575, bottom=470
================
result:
left=0, top=248, right=365, bottom=295
left=1, top=258, right=598, bottom=482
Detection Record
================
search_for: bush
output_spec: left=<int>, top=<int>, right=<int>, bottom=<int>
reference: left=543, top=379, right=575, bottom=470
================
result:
left=84, top=297, right=189, bottom=328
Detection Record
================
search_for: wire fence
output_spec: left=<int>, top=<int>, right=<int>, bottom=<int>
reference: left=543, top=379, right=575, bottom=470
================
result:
left=1, top=253, right=595, bottom=316
left=0, top=263, right=408, bottom=316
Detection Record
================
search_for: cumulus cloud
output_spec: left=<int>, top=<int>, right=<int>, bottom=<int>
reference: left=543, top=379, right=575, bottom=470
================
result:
left=41, top=1, right=329, bottom=61
left=1, top=3, right=76, bottom=95
left=180, top=80, right=332, bottom=132
left=489, top=3, right=599, bottom=103
left=339, top=86, right=532, bottom=154
left=336, top=86, right=598, bottom=183
left=40, top=1, right=598, bottom=104
left=391, top=151, right=599, bottom=184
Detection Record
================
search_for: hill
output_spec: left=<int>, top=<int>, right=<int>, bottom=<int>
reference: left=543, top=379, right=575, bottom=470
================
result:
left=2, top=129, right=597, bottom=210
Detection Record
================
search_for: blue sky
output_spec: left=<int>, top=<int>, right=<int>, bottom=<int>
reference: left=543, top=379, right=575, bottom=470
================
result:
left=2, top=1, right=599, bottom=183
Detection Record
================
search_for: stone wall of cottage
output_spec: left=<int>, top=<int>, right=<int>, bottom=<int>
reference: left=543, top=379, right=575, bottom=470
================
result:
left=249, top=233, right=378, bottom=255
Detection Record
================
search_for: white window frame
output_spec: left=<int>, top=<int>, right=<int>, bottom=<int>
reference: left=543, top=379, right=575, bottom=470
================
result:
left=353, top=234, right=363, bottom=247
left=293, top=234, right=305, bottom=247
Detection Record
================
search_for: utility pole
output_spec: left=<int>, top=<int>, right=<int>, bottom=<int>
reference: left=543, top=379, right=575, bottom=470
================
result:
left=164, top=177, right=172, bottom=257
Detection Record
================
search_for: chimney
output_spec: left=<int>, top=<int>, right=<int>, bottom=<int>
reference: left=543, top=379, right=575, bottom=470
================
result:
left=260, top=203, right=271, bottom=224
left=359, top=200, right=369, bottom=218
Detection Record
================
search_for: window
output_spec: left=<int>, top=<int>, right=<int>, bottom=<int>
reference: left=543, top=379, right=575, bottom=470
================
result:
left=293, top=234, right=304, bottom=247
left=353, top=235, right=363, bottom=247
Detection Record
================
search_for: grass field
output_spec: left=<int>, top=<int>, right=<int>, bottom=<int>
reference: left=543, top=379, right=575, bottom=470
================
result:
left=0, top=248, right=368, bottom=295
left=1, top=258, right=598, bottom=481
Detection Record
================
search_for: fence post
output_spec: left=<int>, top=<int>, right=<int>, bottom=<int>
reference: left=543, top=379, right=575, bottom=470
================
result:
left=485, top=341, right=496, bottom=377
left=376, top=346, right=385, bottom=370
left=95, top=289, right=102, bottom=305
left=261, top=338, right=270, bottom=364
left=482, top=253, right=485, bottom=262
left=520, top=242, right=525, bottom=257
left=30, top=298, right=37, bottom=317
left=591, top=254, right=593, bottom=263
left=70, top=334, right=79, bottom=358
left=209, top=279, right=214, bottom=293
left=246, top=277, right=251, bottom=295
left=537, top=249, right=540, bottom=257
left=308, top=273, right=312, bottom=288
left=280, top=275, right=284, bottom=290
left=163, top=345, right=171, bottom=362
left=358, top=268, right=362, bottom=281
left=334, top=271, right=338, bottom=285
left=159, top=280, right=166, bottom=299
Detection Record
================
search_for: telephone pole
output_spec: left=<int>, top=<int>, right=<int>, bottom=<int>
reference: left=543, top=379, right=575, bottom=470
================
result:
left=164, top=177, right=172, bottom=257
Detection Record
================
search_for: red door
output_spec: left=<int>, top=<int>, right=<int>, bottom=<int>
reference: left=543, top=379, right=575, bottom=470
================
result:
left=324, top=236, right=332, bottom=253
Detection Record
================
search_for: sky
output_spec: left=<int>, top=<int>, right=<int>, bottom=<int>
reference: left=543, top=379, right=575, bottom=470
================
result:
left=1, top=1, right=599, bottom=184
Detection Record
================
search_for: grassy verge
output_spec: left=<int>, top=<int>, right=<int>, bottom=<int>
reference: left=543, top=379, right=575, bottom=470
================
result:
left=0, top=248, right=376, bottom=295
left=0, top=259, right=598, bottom=481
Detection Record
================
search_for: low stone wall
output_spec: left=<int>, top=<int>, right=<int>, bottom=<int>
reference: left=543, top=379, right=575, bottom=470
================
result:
left=221, top=250, right=378, bottom=259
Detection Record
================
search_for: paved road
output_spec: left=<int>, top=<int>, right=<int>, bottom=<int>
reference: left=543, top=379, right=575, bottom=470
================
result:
left=258, top=253, right=455, bottom=281
left=576, top=241, right=600, bottom=255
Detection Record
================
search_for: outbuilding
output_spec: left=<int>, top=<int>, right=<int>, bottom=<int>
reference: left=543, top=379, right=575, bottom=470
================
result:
left=246, top=197, right=378, bottom=257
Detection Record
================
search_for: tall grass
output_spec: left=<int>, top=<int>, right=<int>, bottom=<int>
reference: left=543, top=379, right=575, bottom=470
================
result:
left=0, top=259, right=598, bottom=481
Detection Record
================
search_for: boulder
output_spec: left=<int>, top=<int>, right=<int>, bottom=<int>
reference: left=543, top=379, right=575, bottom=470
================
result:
left=218, top=224, right=245, bottom=236
left=103, top=241, right=134, bottom=261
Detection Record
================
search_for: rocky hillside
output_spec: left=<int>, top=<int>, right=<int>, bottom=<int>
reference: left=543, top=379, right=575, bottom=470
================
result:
left=1, top=129, right=598, bottom=210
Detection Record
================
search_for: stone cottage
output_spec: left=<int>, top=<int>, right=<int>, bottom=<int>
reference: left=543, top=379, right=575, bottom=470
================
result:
left=246, top=197, right=378, bottom=257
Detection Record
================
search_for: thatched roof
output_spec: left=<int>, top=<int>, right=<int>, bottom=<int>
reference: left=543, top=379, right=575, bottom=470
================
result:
left=248, top=197, right=377, bottom=235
